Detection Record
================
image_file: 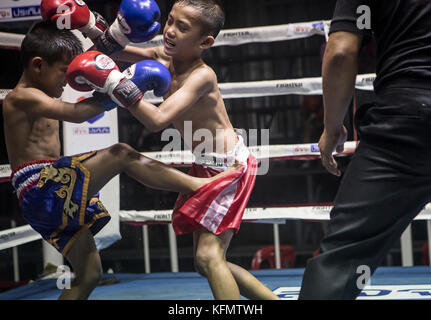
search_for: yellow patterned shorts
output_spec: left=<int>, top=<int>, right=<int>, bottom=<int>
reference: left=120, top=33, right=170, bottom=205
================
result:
left=11, top=151, right=110, bottom=255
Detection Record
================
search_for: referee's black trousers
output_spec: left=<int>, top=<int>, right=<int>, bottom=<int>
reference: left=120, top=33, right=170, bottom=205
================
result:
left=299, top=88, right=431, bottom=299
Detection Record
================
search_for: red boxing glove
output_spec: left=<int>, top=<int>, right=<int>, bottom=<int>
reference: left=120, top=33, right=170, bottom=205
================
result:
left=41, top=0, right=108, bottom=40
left=67, top=51, right=143, bottom=108
left=41, top=0, right=89, bottom=29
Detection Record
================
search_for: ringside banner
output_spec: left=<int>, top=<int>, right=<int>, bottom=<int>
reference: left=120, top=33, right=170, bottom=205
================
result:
left=0, top=0, right=41, bottom=22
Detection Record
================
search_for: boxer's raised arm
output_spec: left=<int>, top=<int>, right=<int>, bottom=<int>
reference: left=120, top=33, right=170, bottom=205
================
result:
left=128, top=67, right=214, bottom=132
left=110, top=45, right=160, bottom=65
left=41, top=0, right=108, bottom=41
left=93, top=0, right=161, bottom=56
left=8, top=87, right=104, bottom=123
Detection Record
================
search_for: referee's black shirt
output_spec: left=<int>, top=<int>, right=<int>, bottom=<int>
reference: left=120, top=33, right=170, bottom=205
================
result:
left=329, top=0, right=431, bottom=94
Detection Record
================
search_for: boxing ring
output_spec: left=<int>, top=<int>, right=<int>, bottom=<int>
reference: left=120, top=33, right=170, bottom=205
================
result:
left=1, top=13, right=431, bottom=300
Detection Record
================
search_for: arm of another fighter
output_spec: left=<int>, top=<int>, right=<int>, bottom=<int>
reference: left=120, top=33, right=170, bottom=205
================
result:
left=128, top=67, right=214, bottom=132
left=110, top=45, right=161, bottom=64
left=319, top=31, right=362, bottom=176
left=11, top=87, right=104, bottom=123
left=87, top=30, right=162, bottom=64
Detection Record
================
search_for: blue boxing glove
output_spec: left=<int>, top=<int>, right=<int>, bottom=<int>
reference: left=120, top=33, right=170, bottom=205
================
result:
left=124, top=60, right=171, bottom=97
left=94, top=0, right=161, bottom=56
left=95, top=60, right=171, bottom=110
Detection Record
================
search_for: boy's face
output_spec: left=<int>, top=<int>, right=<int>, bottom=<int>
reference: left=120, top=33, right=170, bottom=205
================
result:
left=30, top=56, right=70, bottom=98
left=163, top=3, right=211, bottom=57
left=42, top=59, right=71, bottom=98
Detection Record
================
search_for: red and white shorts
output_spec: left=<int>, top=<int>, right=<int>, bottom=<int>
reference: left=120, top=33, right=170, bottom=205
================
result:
left=172, top=136, right=258, bottom=235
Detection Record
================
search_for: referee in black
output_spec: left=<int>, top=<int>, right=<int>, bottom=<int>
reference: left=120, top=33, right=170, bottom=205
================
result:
left=299, top=0, right=431, bottom=299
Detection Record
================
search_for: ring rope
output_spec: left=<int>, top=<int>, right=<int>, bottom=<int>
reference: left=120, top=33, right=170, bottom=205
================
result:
left=0, top=141, right=359, bottom=180
left=0, top=20, right=331, bottom=50
left=0, top=74, right=376, bottom=102
left=2, top=203, right=431, bottom=251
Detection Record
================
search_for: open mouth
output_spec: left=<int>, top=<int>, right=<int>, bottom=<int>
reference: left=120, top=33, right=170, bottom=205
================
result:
left=165, top=38, right=176, bottom=48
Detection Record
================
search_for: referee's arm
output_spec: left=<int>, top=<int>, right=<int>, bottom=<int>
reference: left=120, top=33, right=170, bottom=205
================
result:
left=322, top=31, right=362, bottom=136
left=318, top=31, right=362, bottom=176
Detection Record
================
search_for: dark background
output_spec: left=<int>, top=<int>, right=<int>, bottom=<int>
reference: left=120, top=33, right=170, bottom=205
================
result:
left=0, top=0, right=428, bottom=288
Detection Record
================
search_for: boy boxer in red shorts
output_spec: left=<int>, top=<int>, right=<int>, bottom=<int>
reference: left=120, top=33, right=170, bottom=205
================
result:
left=88, top=0, right=280, bottom=300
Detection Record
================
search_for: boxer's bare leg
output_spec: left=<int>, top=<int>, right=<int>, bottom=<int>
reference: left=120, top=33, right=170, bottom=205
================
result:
left=193, top=229, right=280, bottom=300
left=80, top=143, right=242, bottom=199
left=226, top=262, right=281, bottom=300
left=193, top=229, right=241, bottom=300
left=59, top=229, right=102, bottom=300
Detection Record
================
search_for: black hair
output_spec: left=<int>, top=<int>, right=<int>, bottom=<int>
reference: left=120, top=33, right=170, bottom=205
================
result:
left=20, top=21, right=83, bottom=68
left=175, top=0, right=225, bottom=38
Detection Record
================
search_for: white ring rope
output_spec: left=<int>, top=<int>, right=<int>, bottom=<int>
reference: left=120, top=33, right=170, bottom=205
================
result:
left=0, top=74, right=376, bottom=102
left=137, top=141, right=357, bottom=166
left=0, top=164, right=11, bottom=181
left=0, top=141, right=358, bottom=180
left=121, top=204, right=431, bottom=224
left=0, top=32, right=23, bottom=50
left=0, top=20, right=331, bottom=50
left=3, top=204, right=431, bottom=251
left=140, top=20, right=331, bottom=48
left=0, top=225, right=42, bottom=251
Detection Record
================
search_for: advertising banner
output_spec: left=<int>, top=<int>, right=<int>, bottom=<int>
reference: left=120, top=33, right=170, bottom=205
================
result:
left=0, top=0, right=41, bottom=22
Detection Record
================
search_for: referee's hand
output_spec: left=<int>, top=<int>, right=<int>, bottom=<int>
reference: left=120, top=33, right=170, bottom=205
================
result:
left=318, top=126, right=347, bottom=177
